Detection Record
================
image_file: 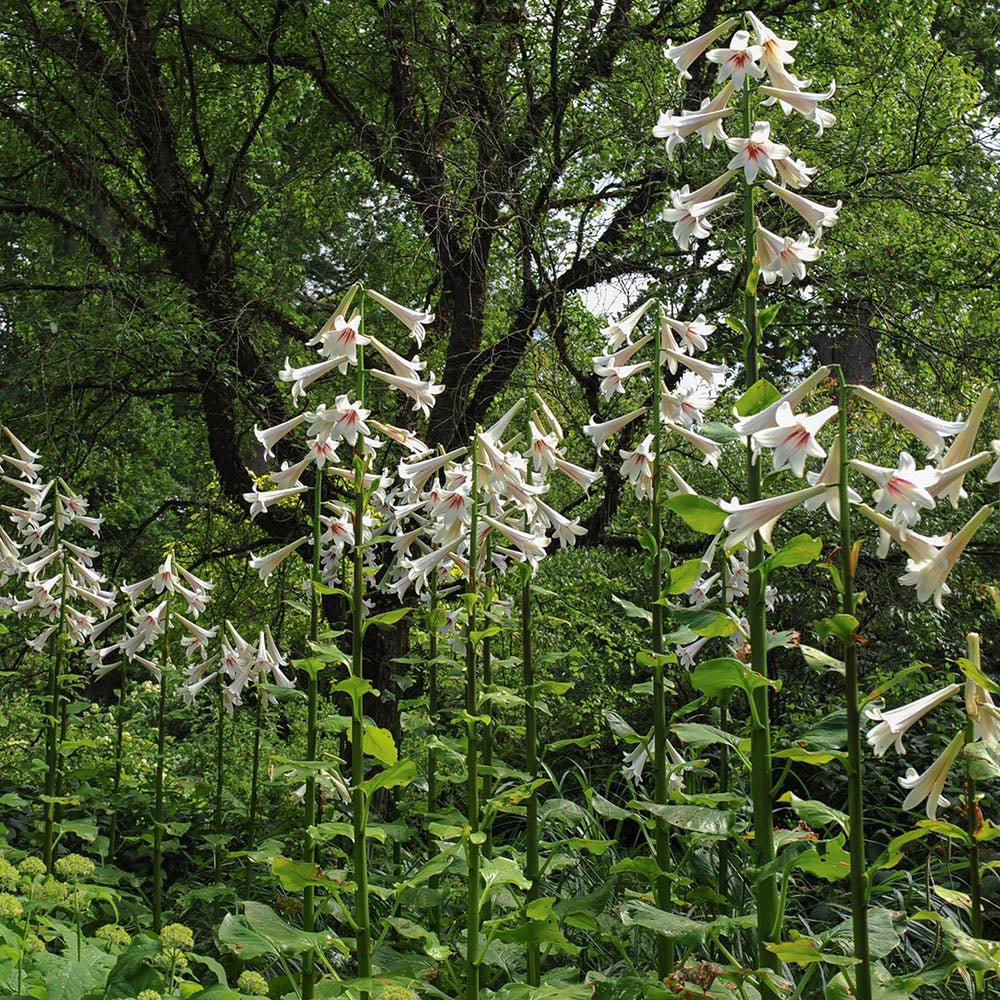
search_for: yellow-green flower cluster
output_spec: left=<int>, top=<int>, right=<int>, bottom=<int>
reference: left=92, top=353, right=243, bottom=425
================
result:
left=96, top=923, right=132, bottom=947
left=18, top=856, right=46, bottom=878
left=236, top=969, right=270, bottom=995
left=0, top=857, right=18, bottom=888
left=54, top=854, right=95, bottom=881
left=0, top=892, right=23, bottom=918
left=160, top=922, right=195, bottom=949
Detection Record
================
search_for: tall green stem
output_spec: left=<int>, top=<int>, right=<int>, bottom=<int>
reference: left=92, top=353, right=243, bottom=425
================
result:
left=651, top=303, right=672, bottom=979
left=212, top=674, right=226, bottom=924
left=302, top=466, right=323, bottom=1000
left=43, top=548, right=69, bottom=872
left=152, top=598, right=170, bottom=933
left=965, top=632, right=985, bottom=1000
left=523, top=568, right=540, bottom=986
left=465, top=430, right=482, bottom=1000
left=245, top=687, right=264, bottom=899
left=741, top=77, right=780, bottom=986
left=351, top=331, right=372, bottom=998
left=837, top=372, right=871, bottom=1000
left=427, top=575, right=441, bottom=935
left=109, top=652, right=128, bottom=861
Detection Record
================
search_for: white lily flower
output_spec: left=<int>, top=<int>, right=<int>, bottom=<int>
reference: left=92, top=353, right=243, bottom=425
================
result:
left=553, top=455, right=602, bottom=492
left=734, top=366, right=830, bottom=439
left=726, top=120, right=789, bottom=182
left=755, top=226, right=821, bottom=285
left=929, top=453, right=992, bottom=509
left=279, top=357, right=340, bottom=403
left=898, top=731, right=964, bottom=819
left=671, top=169, right=738, bottom=211
left=153, top=553, right=175, bottom=594
left=663, top=463, right=697, bottom=497
left=597, top=361, right=652, bottom=399
left=661, top=347, right=727, bottom=387
left=482, top=515, right=549, bottom=565
left=535, top=498, right=587, bottom=548
left=751, top=403, right=837, bottom=478
left=269, top=455, right=312, bottom=490
left=763, top=181, right=840, bottom=238
left=851, top=452, right=938, bottom=530
left=310, top=312, right=367, bottom=372
left=527, top=420, right=560, bottom=473
left=369, top=370, right=444, bottom=418
left=746, top=11, right=797, bottom=74
left=367, top=289, right=434, bottom=347
left=583, top=408, right=647, bottom=453
left=720, top=484, right=826, bottom=551
left=865, top=683, right=961, bottom=757
left=398, top=448, right=467, bottom=494
left=689, top=82, right=737, bottom=149
left=593, top=334, right=653, bottom=370
left=653, top=105, right=737, bottom=159
left=664, top=420, right=721, bottom=468
left=254, top=413, right=307, bottom=460
left=620, top=434, right=656, bottom=501
left=369, top=421, right=428, bottom=456
left=327, top=394, right=372, bottom=446
left=664, top=16, right=738, bottom=81
left=759, top=82, right=837, bottom=135
left=774, top=155, right=818, bottom=189
left=707, top=29, right=764, bottom=87
left=661, top=373, right=717, bottom=430
left=2, top=426, right=40, bottom=465
left=243, top=484, right=309, bottom=519
left=966, top=678, right=1000, bottom=744
left=857, top=504, right=948, bottom=565
left=662, top=192, right=737, bottom=250
left=367, top=335, right=426, bottom=379
left=601, top=299, right=656, bottom=351
left=249, top=535, right=310, bottom=584
left=853, top=385, right=965, bottom=460
left=661, top=314, right=715, bottom=355
left=804, top=445, right=861, bottom=520
left=899, top=505, right=993, bottom=609
left=936, top=386, right=994, bottom=506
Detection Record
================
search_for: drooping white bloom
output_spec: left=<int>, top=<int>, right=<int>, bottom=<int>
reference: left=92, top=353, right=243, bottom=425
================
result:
left=661, top=314, right=715, bottom=355
left=583, top=408, right=647, bottom=453
left=370, top=370, right=444, bottom=418
left=929, top=453, right=992, bottom=509
left=662, top=192, right=738, bottom=250
left=249, top=535, right=310, bottom=583
left=746, top=11, right=797, bottom=75
left=689, top=82, right=737, bottom=149
left=720, top=485, right=826, bottom=551
left=734, top=366, right=831, bottom=439
left=653, top=106, right=737, bottom=159
left=966, top=678, right=1000, bottom=744
left=936, top=386, right=994, bottom=506
left=369, top=421, right=428, bottom=456
left=535, top=498, right=587, bottom=548
left=857, top=504, right=947, bottom=565
left=620, top=434, right=656, bottom=501
left=527, top=419, right=560, bottom=473
left=310, top=312, right=367, bottom=373
left=751, top=403, right=837, bottom=478
left=279, top=357, right=340, bottom=403
left=850, top=452, right=938, bottom=530
left=898, top=732, right=964, bottom=819
left=398, top=448, right=467, bottom=495
left=706, top=29, right=764, bottom=88
left=726, top=120, right=789, bottom=182
left=367, top=335, right=426, bottom=380
left=670, top=169, right=738, bottom=210
left=763, top=181, right=840, bottom=238
left=660, top=373, right=717, bottom=430
left=664, top=16, right=738, bottom=81
left=759, top=81, right=837, bottom=135
left=597, top=361, right=652, bottom=399
left=755, top=226, right=821, bottom=285
left=326, top=394, right=372, bottom=446
left=243, top=484, right=309, bottom=519
left=853, top=385, right=965, bottom=460
left=663, top=463, right=697, bottom=497
left=254, top=413, right=307, bottom=460
left=664, top=420, right=721, bottom=468
left=865, top=683, right=961, bottom=757
left=593, top=334, right=653, bottom=371
left=661, top=347, right=727, bottom=387
left=774, top=155, right=818, bottom=189
left=553, top=455, right=602, bottom=492
left=898, top=505, right=993, bottom=609
left=804, top=445, right=861, bottom=520
left=482, top=515, right=549, bottom=565
left=367, top=289, right=434, bottom=348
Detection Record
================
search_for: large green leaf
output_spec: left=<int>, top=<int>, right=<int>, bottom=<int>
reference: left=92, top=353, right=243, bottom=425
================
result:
left=663, top=495, right=728, bottom=534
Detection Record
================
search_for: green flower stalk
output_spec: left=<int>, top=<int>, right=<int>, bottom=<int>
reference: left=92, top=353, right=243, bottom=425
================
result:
left=521, top=562, right=540, bottom=986
left=965, top=632, right=985, bottom=1000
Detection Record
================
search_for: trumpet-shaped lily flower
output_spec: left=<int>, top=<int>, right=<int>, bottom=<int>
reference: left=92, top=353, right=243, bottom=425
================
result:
left=707, top=29, right=764, bottom=87
left=804, top=445, right=861, bottom=519
left=865, top=683, right=961, bottom=757
left=735, top=366, right=831, bottom=439
left=535, top=498, right=587, bottom=548
left=597, top=360, right=652, bottom=399
left=661, top=314, right=715, bottom=355
left=309, top=312, right=367, bottom=372
left=966, top=678, right=1000, bottom=744
left=593, top=334, right=653, bottom=370
left=249, top=535, right=309, bottom=583
left=653, top=105, right=737, bottom=159
left=763, top=181, right=840, bottom=237
left=664, top=463, right=697, bottom=497
left=662, top=192, right=738, bottom=250
left=857, top=504, right=948, bottom=564
left=243, top=484, right=309, bottom=519
left=528, top=419, right=560, bottom=473
left=726, top=120, right=789, bottom=182
left=369, top=421, right=428, bottom=456
left=367, top=289, right=434, bottom=348
left=850, top=452, right=939, bottom=530
left=583, top=408, right=647, bottom=453
left=689, top=82, right=737, bottom=149
left=746, top=11, right=797, bottom=74
left=254, top=413, right=307, bottom=460
left=759, top=81, right=837, bottom=135
left=853, top=385, right=965, bottom=460
left=279, top=357, right=340, bottom=403
left=553, top=455, right=602, bottom=492
left=664, top=16, right=738, bottom=81
left=661, top=373, right=717, bottom=430
left=398, top=447, right=467, bottom=495
left=671, top=169, right=738, bottom=210
left=898, top=731, right=964, bottom=819
left=936, top=386, right=994, bottom=506
left=661, top=347, right=727, bottom=387
left=664, top=420, right=721, bottom=468
left=720, top=484, right=826, bottom=551
left=928, top=453, right=992, bottom=508
left=602, top=299, right=656, bottom=350
left=369, top=370, right=444, bottom=418
left=755, top=226, right=821, bottom=285
left=899, top=505, right=993, bottom=609
left=774, top=155, right=818, bottom=189
left=751, top=403, right=838, bottom=478
left=620, top=434, right=656, bottom=501
left=367, top=335, right=425, bottom=379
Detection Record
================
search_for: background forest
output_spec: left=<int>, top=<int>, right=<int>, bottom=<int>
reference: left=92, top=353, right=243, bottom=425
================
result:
left=1, top=0, right=1000, bottom=998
